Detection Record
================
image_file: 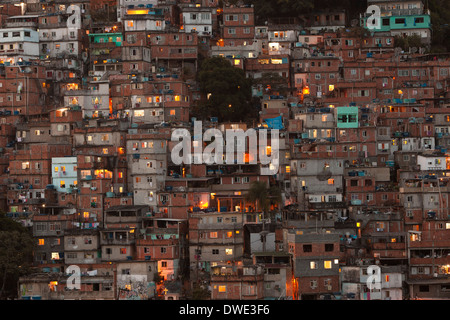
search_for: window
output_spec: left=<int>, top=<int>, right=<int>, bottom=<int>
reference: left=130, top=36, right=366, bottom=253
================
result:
left=218, top=286, right=226, bottom=293
left=160, top=247, right=166, bottom=254
left=212, top=249, right=219, bottom=254
left=226, top=14, right=238, bottom=21
left=325, top=244, right=334, bottom=252
left=134, top=110, right=144, bottom=117
left=210, top=232, right=218, bottom=238
left=310, top=280, right=317, bottom=288
left=228, top=28, right=236, bottom=35
left=415, top=17, right=424, bottom=24
left=225, top=248, right=233, bottom=255
left=120, top=248, right=127, bottom=254
left=310, top=261, right=317, bottom=269
left=38, top=239, right=44, bottom=245
left=419, top=285, right=429, bottom=292
left=303, top=244, right=312, bottom=252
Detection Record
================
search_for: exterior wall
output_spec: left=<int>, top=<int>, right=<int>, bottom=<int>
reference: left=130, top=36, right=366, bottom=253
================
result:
left=52, top=157, right=77, bottom=192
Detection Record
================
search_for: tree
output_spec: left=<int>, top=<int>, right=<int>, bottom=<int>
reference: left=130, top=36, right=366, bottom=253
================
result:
left=246, top=181, right=283, bottom=220
left=427, top=0, right=450, bottom=52
left=246, top=181, right=270, bottom=214
left=268, top=185, right=282, bottom=211
left=394, top=34, right=423, bottom=51
left=194, top=56, right=257, bottom=122
left=0, top=213, right=34, bottom=299
left=253, top=72, right=290, bottom=97
left=191, top=283, right=211, bottom=300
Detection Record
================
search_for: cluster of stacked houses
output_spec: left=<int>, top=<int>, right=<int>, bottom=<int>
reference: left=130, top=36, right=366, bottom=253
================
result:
left=0, top=0, right=449, bottom=300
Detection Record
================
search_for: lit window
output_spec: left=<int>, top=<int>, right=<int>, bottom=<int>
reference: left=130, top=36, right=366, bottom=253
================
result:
left=218, top=286, right=226, bottom=293
left=328, top=179, right=334, bottom=185
left=310, top=261, right=317, bottom=269
left=324, top=261, right=332, bottom=269
left=210, top=232, right=218, bottom=238
left=225, top=248, right=233, bottom=255
left=38, top=239, right=44, bottom=245
left=120, top=248, right=127, bottom=254
left=134, top=110, right=144, bottom=117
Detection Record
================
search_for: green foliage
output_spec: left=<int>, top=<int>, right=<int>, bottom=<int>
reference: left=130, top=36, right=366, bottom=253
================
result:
left=245, top=181, right=282, bottom=214
left=394, top=34, right=423, bottom=51
left=195, top=56, right=256, bottom=122
left=253, top=72, right=290, bottom=96
left=243, top=0, right=365, bottom=24
left=428, top=0, right=450, bottom=52
left=191, top=283, right=210, bottom=300
left=0, top=212, right=35, bottom=299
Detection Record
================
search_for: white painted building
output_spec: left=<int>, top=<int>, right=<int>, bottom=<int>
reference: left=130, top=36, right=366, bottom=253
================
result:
left=117, top=0, right=158, bottom=21
left=51, top=156, right=78, bottom=193
left=0, top=27, right=39, bottom=64
left=417, top=153, right=446, bottom=171
left=39, top=27, right=82, bottom=59
left=64, top=80, right=110, bottom=118
left=181, top=7, right=214, bottom=36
